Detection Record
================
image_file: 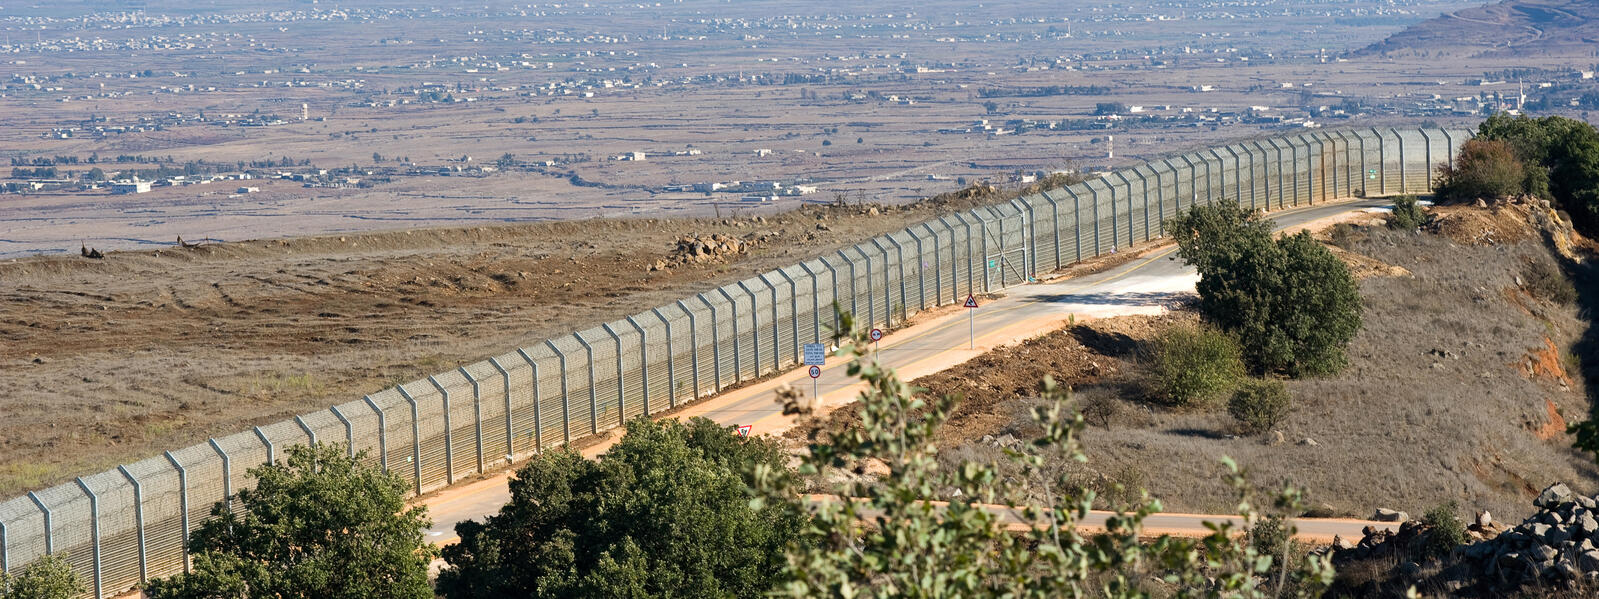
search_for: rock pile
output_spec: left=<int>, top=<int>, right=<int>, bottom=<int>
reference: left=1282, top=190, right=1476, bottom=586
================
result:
left=651, top=231, right=776, bottom=272
left=1332, top=483, right=1599, bottom=595
left=1451, top=483, right=1599, bottom=589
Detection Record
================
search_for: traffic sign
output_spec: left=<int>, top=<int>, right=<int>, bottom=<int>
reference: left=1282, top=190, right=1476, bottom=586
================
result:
left=735, top=424, right=752, bottom=437
left=808, top=365, right=821, bottom=378
left=869, top=328, right=883, bottom=342
left=964, top=295, right=979, bottom=308
left=803, top=343, right=826, bottom=366
left=964, top=294, right=978, bottom=349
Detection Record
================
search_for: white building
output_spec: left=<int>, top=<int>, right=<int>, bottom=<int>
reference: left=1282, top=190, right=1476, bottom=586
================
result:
left=111, top=181, right=151, bottom=194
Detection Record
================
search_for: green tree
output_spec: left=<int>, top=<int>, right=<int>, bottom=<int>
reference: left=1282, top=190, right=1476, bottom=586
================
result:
left=436, top=417, right=804, bottom=599
left=0, top=554, right=84, bottom=599
left=1167, top=200, right=1362, bottom=376
left=759, top=312, right=1334, bottom=598
left=143, top=444, right=436, bottom=599
left=1150, top=322, right=1245, bottom=407
left=1434, top=139, right=1526, bottom=202
left=1472, top=113, right=1599, bottom=232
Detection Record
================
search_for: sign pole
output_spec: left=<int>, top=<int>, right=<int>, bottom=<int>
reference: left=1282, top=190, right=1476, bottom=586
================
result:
left=963, top=294, right=978, bottom=349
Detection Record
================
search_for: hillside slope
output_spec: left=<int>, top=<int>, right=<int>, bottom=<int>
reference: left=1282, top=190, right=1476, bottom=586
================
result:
left=1356, top=0, right=1599, bottom=57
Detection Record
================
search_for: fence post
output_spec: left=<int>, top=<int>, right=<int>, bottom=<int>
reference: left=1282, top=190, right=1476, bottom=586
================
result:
left=207, top=438, right=232, bottom=512
left=330, top=406, right=355, bottom=458
left=884, top=236, right=909, bottom=320
left=853, top=247, right=877, bottom=327
left=162, top=451, right=189, bottom=574
left=1060, top=187, right=1083, bottom=263
left=1111, top=172, right=1134, bottom=245
left=755, top=275, right=781, bottom=369
left=768, top=272, right=799, bottom=362
left=545, top=340, right=574, bottom=444
left=1391, top=127, right=1407, bottom=194
left=514, top=349, right=546, bottom=454
left=394, top=387, right=424, bottom=495
left=360, top=396, right=387, bottom=471
left=905, top=229, right=926, bottom=308
left=1, top=518, right=7, bottom=576
left=676, top=299, right=705, bottom=396
left=1176, top=154, right=1197, bottom=211
left=625, top=316, right=652, bottom=416
left=1015, top=198, right=1037, bottom=277
left=73, top=478, right=102, bottom=599
left=599, top=324, right=625, bottom=424
left=714, top=288, right=743, bottom=381
left=1441, top=129, right=1456, bottom=171
left=459, top=367, right=484, bottom=474
left=650, top=308, right=678, bottom=409
left=117, top=465, right=148, bottom=584
left=797, top=264, right=823, bottom=342
left=294, top=415, right=316, bottom=447
left=1036, top=191, right=1061, bottom=270
left=695, top=294, right=722, bottom=391
left=831, top=251, right=858, bottom=325
left=921, top=223, right=944, bottom=304
left=425, top=376, right=454, bottom=484
left=866, top=240, right=890, bottom=326
left=254, top=426, right=274, bottom=466
left=571, top=332, right=600, bottom=434
left=490, top=356, right=518, bottom=457
left=816, top=258, right=840, bottom=338
left=25, top=492, right=51, bottom=555
left=733, top=281, right=763, bottom=374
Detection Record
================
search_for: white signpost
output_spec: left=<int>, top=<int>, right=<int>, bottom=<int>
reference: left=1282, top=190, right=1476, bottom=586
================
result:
left=964, top=294, right=979, bottom=349
left=803, top=343, right=825, bottom=403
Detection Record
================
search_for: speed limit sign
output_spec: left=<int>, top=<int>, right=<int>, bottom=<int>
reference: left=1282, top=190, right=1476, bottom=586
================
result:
left=808, top=365, right=821, bottom=378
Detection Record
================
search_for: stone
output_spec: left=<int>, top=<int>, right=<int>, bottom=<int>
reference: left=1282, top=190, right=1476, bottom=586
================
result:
left=1498, top=551, right=1524, bottom=570
left=1537, top=483, right=1575, bottom=509
left=1373, top=508, right=1409, bottom=522
left=1581, top=496, right=1598, bottom=510
left=1582, top=550, right=1599, bottom=572
left=1476, top=511, right=1493, bottom=528
left=1530, top=544, right=1559, bottom=563
left=1298, top=437, right=1319, bottom=447
left=1332, top=535, right=1355, bottom=551
left=1531, top=523, right=1553, bottom=541
left=1580, top=513, right=1598, bottom=536
left=1270, top=430, right=1285, bottom=446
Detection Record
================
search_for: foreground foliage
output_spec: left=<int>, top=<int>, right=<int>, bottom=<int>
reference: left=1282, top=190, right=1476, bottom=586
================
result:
left=436, top=417, right=804, bottom=599
left=758, top=312, right=1334, bottom=598
left=1167, top=200, right=1363, bottom=377
left=0, top=555, right=83, bottom=599
left=144, top=444, right=437, bottom=599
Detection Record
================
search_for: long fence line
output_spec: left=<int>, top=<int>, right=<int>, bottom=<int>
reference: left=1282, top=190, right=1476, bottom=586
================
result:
left=0, top=126, right=1469, bottom=598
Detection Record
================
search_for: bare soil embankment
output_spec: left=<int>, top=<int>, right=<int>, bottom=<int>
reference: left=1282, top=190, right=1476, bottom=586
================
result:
left=827, top=203, right=1594, bottom=523
left=0, top=184, right=1037, bottom=497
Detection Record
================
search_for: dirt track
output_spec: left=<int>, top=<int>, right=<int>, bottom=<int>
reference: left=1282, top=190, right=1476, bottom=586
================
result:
left=0, top=197, right=1004, bottom=497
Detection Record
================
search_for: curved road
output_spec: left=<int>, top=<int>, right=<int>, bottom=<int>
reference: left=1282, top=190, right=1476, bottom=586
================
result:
left=419, top=197, right=1399, bottom=545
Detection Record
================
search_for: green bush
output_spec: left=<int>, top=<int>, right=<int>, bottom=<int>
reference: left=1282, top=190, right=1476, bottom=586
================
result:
left=1420, top=502, right=1467, bottom=559
left=0, top=554, right=84, bottom=599
left=1524, top=257, right=1577, bottom=305
left=1387, top=195, right=1426, bottom=230
left=1167, top=200, right=1363, bottom=377
left=1434, top=139, right=1526, bottom=203
left=1150, top=323, right=1245, bottom=407
left=1228, top=378, right=1292, bottom=434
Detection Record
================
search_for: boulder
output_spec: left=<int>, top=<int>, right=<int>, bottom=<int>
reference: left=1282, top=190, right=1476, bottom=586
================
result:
left=1373, top=508, right=1409, bottom=522
left=1581, top=550, right=1599, bottom=571
left=1536, top=483, right=1574, bottom=509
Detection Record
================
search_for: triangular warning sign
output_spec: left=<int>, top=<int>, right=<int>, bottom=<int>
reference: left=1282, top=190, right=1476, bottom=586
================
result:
left=735, top=424, right=752, bottom=438
left=963, top=295, right=979, bottom=308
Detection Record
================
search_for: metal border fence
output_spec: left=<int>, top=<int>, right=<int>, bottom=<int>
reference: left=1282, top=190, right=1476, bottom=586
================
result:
left=0, top=126, right=1470, bottom=598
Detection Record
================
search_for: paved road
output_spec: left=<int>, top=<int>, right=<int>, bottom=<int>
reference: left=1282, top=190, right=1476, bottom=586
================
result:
left=420, top=198, right=1397, bottom=544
